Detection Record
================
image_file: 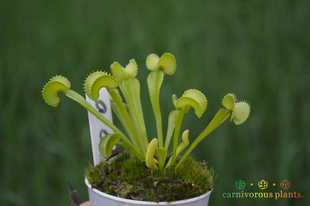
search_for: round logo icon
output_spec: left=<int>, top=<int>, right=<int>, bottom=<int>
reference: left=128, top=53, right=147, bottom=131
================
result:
left=280, top=180, right=291, bottom=190
left=258, top=180, right=268, bottom=190
left=236, top=180, right=246, bottom=190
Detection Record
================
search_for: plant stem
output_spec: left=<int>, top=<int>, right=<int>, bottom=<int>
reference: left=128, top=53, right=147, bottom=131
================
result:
left=119, top=78, right=149, bottom=155
left=164, top=110, right=177, bottom=149
left=65, top=89, right=141, bottom=159
left=108, top=89, right=144, bottom=157
left=176, top=109, right=230, bottom=168
left=170, top=108, right=185, bottom=166
left=147, top=70, right=164, bottom=148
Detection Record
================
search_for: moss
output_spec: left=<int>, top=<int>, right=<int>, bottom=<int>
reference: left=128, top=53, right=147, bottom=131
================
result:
left=85, top=152, right=214, bottom=202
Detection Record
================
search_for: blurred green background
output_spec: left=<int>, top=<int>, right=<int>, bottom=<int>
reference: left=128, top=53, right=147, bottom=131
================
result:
left=1, top=0, right=309, bottom=205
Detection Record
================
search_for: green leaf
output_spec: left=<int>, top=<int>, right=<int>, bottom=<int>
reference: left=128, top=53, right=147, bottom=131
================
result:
left=118, top=141, right=144, bottom=161
left=109, top=90, right=136, bottom=136
left=157, top=53, right=177, bottom=75
left=110, top=62, right=125, bottom=81
left=172, top=94, right=178, bottom=107
left=146, top=53, right=160, bottom=71
left=99, top=133, right=122, bottom=159
left=64, top=90, right=118, bottom=132
left=175, top=89, right=207, bottom=118
left=99, top=133, right=143, bottom=160
left=109, top=88, right=144, bottom=157
left=176, top=130, right=189, bottom=157
left=110, top=59, right=138, bottom=81
left=157, top=147, right=167, bottom=170
left=124, top=59, right=138, bottom=79
left=166, top=130, right=189, bottom=169
left=231, top=101, right=251, bottom=125
left=206, top=109, right=231, bottom=133
left=146, top=138, right=158, bottom=170
left=146, top=53, right=176, bottom=75
left=42, top=76, right=141, bottom=158
left=42, top=75, right=71, bottom=107
left=170, top=108, right=186, bottom=166
left=147, top=70, right=164, bottom=147
left=176, top=109, right=230, bottom=169
left=120, top=78, right=149, bottom=154
left=164, top=110, right=177, bottom=149
left=84, top=71, right=118, bottom=101
left=222, top=93, right=236, bottom=111
left=110, top=59, right=148, bottom=155
left=110, top=101, right=137, bottom=148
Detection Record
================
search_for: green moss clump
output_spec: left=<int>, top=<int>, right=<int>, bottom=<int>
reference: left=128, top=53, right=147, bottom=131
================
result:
left=85, top=152, right=214, bottom=202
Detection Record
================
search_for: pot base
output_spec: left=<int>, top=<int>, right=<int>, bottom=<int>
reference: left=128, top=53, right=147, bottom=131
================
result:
left=86, top=178, right=212, bottom=206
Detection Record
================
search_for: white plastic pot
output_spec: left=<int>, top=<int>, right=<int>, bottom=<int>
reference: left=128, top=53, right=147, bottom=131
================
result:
left=85, top=178, right=212, bottom=206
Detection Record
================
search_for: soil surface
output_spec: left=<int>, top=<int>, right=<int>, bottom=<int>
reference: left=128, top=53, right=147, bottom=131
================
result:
left=85, top=152, right=214, bottom=202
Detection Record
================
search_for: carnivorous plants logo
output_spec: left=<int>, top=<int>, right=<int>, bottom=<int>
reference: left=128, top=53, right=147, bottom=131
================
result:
left=222, top=179, right=303, bottom=200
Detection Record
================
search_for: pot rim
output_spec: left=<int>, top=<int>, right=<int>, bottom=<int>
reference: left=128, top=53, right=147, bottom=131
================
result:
left=85, top=177, right=213, bottom=205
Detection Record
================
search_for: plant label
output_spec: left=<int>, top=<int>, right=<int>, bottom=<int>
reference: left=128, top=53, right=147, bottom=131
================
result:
left=86, top=88, right=113, bottom=165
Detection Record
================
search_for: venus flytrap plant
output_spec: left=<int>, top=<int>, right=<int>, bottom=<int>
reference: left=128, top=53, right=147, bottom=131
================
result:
left=167, top=89, right=208, bottom=167
left=146, top=53, right=177, bottom=170
left=175, top=93, right=250, bottom=168
left=42, top=74, right=142, bottom=161
left=42, top=53, right=250, bottom=173
left=110, top=60, right=149, bottom=157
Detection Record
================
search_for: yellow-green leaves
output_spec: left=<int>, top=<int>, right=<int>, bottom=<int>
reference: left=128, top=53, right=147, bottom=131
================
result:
left=146, top=138, right=159, bottom=170
left=222, top=93, right=236, bottom=111
left=232, top=101, right=250, bottom=125
left=175, top=89, right=207, bottom=118
left=222, top=93, right=250, bottom=125
left=146, top=53, right=176, bottom=150
left=176, top=93, right=250, bottom=168
left=110, top=58, right=149, bottom=155
left=146, top=53, right=176, bottom=75
left=84, top=71, right=118, bottom=101
left=146, top=54, right=159, bottom=70
left=166, top=129, right=190, bottom=168
left=111, top=59, right=138, bottom=81
left=176, top=130, right=189, bottom=157
left=99, top=133, right=122, bottom=159
left=42, top=53, right=251, bottom=172
left=146, top=138, right=168, bottom=170
left=169, top=89, right=207, bottom=167
left=42, top=74, right=125, bottom=139
left=42, top=75, right=71, bottom=107
left=157, top=147, right=167, bottom=171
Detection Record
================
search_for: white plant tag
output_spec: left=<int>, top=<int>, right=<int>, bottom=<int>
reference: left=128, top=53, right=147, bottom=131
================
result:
left=86, top=88, right=113, bottom=166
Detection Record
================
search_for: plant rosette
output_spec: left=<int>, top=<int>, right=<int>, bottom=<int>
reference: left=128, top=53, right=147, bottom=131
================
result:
left=42, top=53, right=250, bottom=205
